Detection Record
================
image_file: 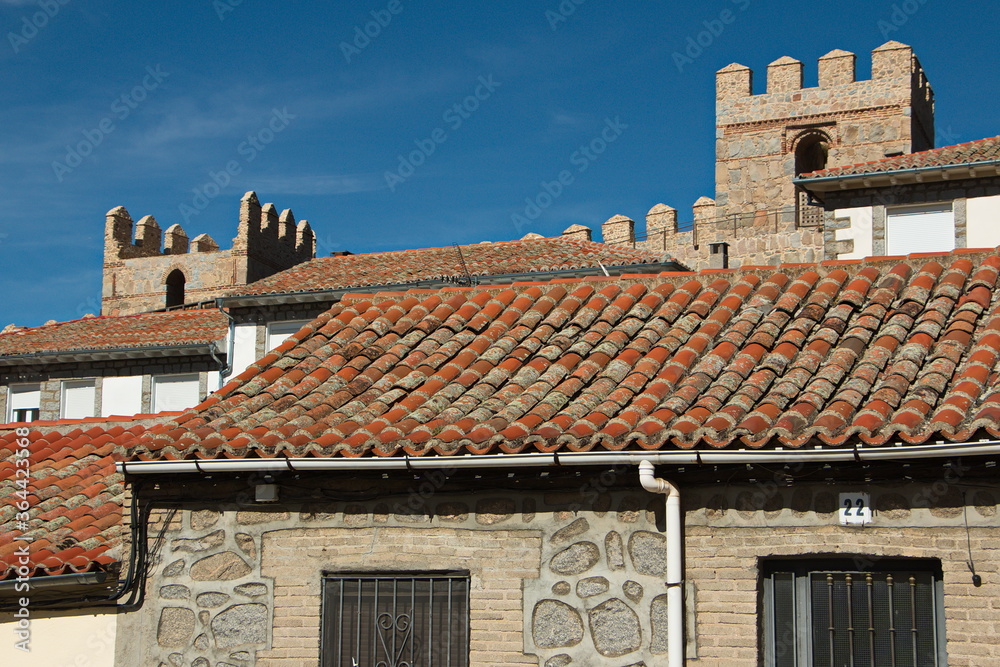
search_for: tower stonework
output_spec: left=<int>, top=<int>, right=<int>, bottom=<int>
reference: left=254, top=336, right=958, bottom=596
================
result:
left=715, top=40, right=933, bottom=219
left=623, top=41, right=935, bottom=270
left=102, top=191, right=315, bottom=316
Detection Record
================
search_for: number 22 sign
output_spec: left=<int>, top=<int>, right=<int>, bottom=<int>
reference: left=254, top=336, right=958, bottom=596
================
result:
left=839, top=492, right=872, bottom=525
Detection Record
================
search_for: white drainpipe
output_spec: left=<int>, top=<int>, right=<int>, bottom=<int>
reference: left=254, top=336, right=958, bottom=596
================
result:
left=639, top=460, right=683, bottom=667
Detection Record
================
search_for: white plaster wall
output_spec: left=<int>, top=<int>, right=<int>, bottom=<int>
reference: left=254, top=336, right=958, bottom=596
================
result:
left=225, top=323, right=259, bottom=383
left=967, top=194, right=1000, bottom=249
left=0, top=609, right=117, bottom=666
left=100, top=376, right=143, bottom=418
left=206, top=370, right=221, bottom=393
left=833, top=206, right=874, bottom=259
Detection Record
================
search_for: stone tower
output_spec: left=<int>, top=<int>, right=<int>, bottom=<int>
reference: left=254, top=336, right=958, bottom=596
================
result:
left=714, top=40, right=934, bottom=223
left=102, top=191, right=315, bottom=315
left=611, top=41, right=935, bottom=270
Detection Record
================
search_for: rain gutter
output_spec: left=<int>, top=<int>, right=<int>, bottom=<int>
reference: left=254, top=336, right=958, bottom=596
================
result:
left=116, top=439, right=1000, bottom=475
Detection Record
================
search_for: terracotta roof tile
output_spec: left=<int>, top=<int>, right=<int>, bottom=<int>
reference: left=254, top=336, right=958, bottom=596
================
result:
left=0, top=310, right=227, bottom=358
left=0, top=423, right=142, bottom=580
left=230, top=236, right=676, bottom=297
left=800, top=135, right=1000, bottom=179
left=122, top=248, right=1000, bottom=458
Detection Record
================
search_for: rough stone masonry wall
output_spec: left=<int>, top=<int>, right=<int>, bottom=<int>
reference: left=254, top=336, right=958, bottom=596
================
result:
left=607, top=208, right=827, bottom=272
left=632, top=212, right=828, bottom=271
left=618, top=43, right=931, bottom=272
left=681, top=479, right=1000, bottom=666
left=133, top=486, right=671, bottom=667
left=714, top=44, right=927, bottom=218
left=102, top=192, right=315, bottom=316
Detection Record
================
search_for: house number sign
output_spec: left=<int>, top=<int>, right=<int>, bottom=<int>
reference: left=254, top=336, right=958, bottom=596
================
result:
left=839, top=492, right=871, bottom=525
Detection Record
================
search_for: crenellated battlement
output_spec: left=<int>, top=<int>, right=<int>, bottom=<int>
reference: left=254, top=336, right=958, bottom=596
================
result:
left=105, top=191, right=314, bottom=263
left=714, top=40, right=934, bottom=229
left=105, top=207, right=218, bottom=260
left=716, top=41, right=930, bottom=101
left=232, top=191, right=314, bottom=268
left=102, top=192, right=317, bottom=315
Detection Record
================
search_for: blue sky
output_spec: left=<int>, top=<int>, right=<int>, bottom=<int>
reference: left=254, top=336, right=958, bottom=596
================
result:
left=0, top=0, right=997, bottom=327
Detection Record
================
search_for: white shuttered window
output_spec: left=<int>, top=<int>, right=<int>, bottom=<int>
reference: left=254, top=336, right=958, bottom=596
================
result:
left=886, top=204, right=955, bottom=255
left=8, top=384, right=41, bottom=422
left=61, top=380, right=96, bottom=419
left=267, top=320, right=309, bottom=353
left=153, top=374, right=200, bottom=412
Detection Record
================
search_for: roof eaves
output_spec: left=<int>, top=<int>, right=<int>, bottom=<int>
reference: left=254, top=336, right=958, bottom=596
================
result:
left=0, top=341, right=225, bottom=366
left=795, top=158, right=1000, bottom=192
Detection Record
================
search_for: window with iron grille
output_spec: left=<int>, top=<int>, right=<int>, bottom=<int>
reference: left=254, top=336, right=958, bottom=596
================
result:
left=762, top=558, right=946, bottom=667
left=321, top=572, right=470, bottom=667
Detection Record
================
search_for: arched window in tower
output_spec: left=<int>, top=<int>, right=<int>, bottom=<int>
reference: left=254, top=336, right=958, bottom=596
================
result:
left=794, top=132, right=830, bottom=228
left=165, top=269, right=186, bottom=308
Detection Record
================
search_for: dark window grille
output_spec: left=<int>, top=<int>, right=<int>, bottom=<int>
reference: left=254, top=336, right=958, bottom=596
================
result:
left=763, top=559, right=945, bottom=667
left=12, top=407, right=39, bottom=422
left=322, top=572, right=470, bottom=667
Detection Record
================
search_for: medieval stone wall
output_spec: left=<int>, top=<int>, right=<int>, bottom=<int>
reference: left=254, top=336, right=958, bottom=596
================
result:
left=102, top=192, right=315, bottom=316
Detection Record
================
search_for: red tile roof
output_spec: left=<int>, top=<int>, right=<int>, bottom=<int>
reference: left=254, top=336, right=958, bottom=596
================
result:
left=799, top=135, right=1000, bottom=179
left=0, top=424, right=139, bottom=580
left=131, top=247, right=1000, bottom=459
left=0, top=309, right=227, bottom=358
left=231, top=236, right=674, bottom=297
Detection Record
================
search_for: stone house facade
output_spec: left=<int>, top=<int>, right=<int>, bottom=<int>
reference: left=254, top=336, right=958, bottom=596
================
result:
left=0, top=309, right=228, bottom=422
left=795, top=135, right=1000, bottom=260
left=111, top=459, right=1000, bottom=666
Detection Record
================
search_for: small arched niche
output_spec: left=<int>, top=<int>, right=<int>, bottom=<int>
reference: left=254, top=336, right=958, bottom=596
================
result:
left=165, top=269, right=186, bottom=308
left=794, top=131, right=832, bottom=227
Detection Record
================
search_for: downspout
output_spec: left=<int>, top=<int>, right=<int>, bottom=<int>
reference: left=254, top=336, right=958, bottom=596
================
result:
left=215, top=299, right=236, bottom=391
left=639, top=460, right=683, bottom=667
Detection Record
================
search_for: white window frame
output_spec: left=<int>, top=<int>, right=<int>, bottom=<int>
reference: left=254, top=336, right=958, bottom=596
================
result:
left=7, top=383, right=41, bottom=423
left=60, top=379, right=97, bottom=419
left=267, top=320, right=309, bottom=353
left=152, top=373, right=201, bottom=413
